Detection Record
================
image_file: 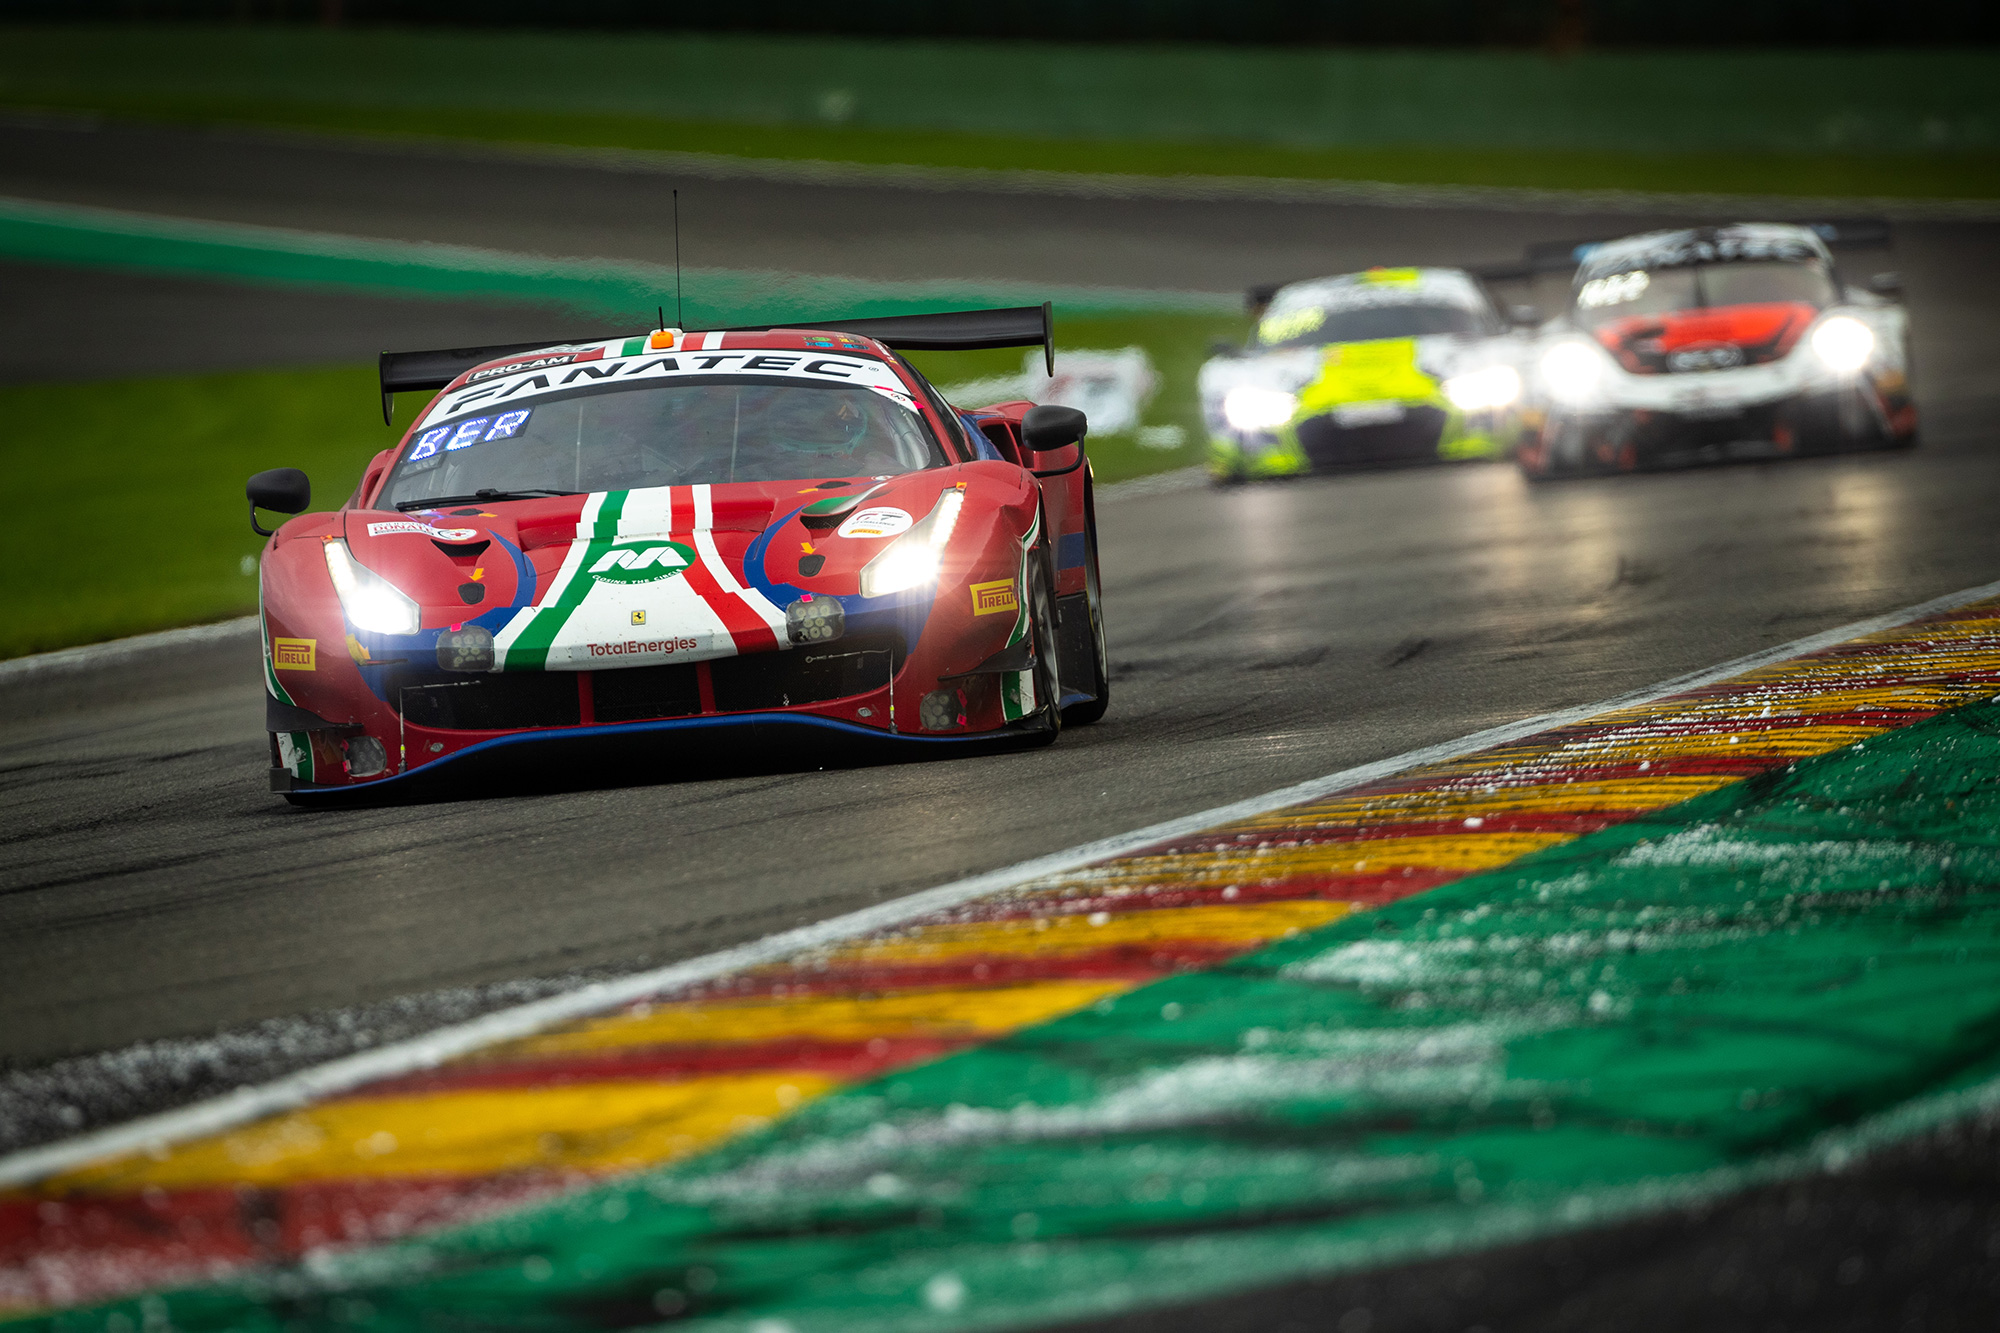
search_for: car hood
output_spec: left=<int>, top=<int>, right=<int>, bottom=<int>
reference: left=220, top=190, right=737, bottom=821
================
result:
left=1588, top=301, right=1817, bottom=375
left=1199, top=333, right=1512, bottom=403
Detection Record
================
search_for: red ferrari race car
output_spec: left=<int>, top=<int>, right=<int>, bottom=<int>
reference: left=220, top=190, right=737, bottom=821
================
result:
left=1510, top=221, right=1917, bottom=477
left=247, top=307, right=1108, bottom=801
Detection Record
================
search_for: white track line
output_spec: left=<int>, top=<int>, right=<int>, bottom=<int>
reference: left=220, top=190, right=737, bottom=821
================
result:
left=4, top=576, right=1998, bottom=1190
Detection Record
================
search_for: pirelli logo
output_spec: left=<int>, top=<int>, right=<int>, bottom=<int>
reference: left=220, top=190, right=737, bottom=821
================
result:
left=272, top=637, right=317, bottom=671
left=970, top=579, right=1019, bottom=616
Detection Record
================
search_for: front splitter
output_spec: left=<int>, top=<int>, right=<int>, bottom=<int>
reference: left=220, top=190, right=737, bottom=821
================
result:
left=278, top=710, right=1032, bottom=804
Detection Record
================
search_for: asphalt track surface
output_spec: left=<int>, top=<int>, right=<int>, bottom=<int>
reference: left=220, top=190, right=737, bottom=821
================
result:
left=5, top=118, right=2000, bottom=1329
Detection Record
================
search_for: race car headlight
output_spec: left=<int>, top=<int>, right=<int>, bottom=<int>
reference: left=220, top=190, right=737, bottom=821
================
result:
left=1442, top=365, right=1522, bottom=412
left=1222, top=385, right=1298, bottom=432
left=1811, top=316, right=1875, bottom=374
left=858, top=488, right=965, bottom=600
left=324, top=539, right=421, bottom=636
left=1540, top=340, right=1610, bottom=407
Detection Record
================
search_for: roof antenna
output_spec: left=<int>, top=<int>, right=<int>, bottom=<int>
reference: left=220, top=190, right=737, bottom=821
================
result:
left=672, top=188, right=685, bottom=329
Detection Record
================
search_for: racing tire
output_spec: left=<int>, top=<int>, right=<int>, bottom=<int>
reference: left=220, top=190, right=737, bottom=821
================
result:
left=1018, top=534, right=1064, bottom=746
left=1060, top=502, right=1110, bottom=728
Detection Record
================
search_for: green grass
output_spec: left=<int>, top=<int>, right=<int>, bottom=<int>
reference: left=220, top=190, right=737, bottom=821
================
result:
left=12, top=89, right=1998, bottom=201
left=0, top=365, right=409, bottom=660
left=3, top=311, right=1241, bottom=660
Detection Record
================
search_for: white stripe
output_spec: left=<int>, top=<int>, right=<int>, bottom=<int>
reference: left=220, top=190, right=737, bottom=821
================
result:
left=5, top=575, right=2000, bottom=1189
left=492, top=493, right=606, bottom=660
left=701, top=331, right=724, bottom=351
left=690, top=485, right=790, bottom=640
left=609, top=484, right=676, bottom=540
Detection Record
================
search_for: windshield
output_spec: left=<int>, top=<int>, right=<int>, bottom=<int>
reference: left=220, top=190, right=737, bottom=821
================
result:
left=1574, top=260, right=1836, bottom=329
left=380, top=377, right=945, bottom=508
left=1259, top=302, right=1485, bottom=350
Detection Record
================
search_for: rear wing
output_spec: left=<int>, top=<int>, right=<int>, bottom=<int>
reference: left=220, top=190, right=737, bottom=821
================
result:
left=377, top=303, right=1054, bottom=424
left=1474, top=218, right=1897, bottom=286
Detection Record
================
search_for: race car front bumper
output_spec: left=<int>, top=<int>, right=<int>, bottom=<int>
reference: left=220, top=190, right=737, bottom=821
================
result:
left=1209, top=403, right=1511, bottom=478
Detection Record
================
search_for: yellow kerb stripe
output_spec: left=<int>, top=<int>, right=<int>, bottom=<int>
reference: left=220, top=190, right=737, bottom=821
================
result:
left=43, top=1075, right=834, bottom=1195
left=507, top=980, right=1128, bottom=1058
left=811, top=902, right=1349, bottom=968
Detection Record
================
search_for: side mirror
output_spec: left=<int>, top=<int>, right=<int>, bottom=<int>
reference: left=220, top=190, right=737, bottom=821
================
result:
left=1509, top=305, right=1544, bottom=328
left=1021, top=405, right=1088, bottom=477
left=1868, top=271, right=1903, bottom=299
left=248, top=467, right=311, bottom=537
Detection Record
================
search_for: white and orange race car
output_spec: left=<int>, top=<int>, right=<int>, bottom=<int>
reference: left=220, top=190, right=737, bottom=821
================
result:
left=246, top=307, right=1108, bottom=800
left=1513, top=222, right=1916, bottom=477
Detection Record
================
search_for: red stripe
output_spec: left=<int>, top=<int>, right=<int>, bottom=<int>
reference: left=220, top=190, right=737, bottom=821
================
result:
left=927, top=870, right=1464, bottom=925
left=674, top=486, right=780, bottom=653
left=358, top=1036, right=972, bottom=1097
left=1, top=1174, right=567, bottom=1311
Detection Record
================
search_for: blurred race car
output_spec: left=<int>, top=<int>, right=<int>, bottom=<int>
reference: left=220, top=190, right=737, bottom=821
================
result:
left=1515, top=221, right=1916, bottom=477
left=1199, top=266, right=1530, bottom=481
left=247, top=307, right=1109, bottom=800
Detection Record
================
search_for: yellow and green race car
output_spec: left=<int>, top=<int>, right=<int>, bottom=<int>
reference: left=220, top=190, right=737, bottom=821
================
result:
left=1199, top=267, right=1531, bottom=480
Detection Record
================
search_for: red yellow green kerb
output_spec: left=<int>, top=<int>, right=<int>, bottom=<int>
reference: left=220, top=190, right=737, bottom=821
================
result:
left=8, top=601, right=2000, bottom=1327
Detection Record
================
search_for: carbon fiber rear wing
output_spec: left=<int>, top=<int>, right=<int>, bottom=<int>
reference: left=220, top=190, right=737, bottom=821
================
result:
left=1472, top=218, right=1897, bottom=284
left=377, top=303, right=1054, bottom=423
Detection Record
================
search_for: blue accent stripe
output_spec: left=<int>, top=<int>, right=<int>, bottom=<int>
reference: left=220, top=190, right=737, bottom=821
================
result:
left=1057, top=531, right=1088, bottom=570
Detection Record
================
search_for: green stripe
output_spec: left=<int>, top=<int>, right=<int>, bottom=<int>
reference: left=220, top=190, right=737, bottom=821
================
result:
left=502, top=491, right=627, bottom=671
left=62, top=696, right=2000, bottom=1332
left=0, top=195, right=1231, bottom=324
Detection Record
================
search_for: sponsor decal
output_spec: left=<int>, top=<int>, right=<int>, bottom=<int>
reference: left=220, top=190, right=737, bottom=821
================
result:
left=867, top=385, right=920, bottom=413
left=585, top=636, right=699, bottom=659
left=631, top=610, right=647, bottom=626
left=272, top=637, right=316, bottom=670
left=587, top=540, right=697, bottom=584
left=467, top=352, right=593, bottom=383
left=366, top=520, right=480, bottom=540
left=1667, top=344, right=1747, bottom=373
left=429, top=350, right=895, bottom=424
left=971, top=579, right=1019, bottom=616
left=835, top=507, right=914, bottom=540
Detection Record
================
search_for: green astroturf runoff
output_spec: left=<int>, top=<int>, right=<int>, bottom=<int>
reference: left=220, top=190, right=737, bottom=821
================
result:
left=31, top=685, right=2000, bottom=1331
left=0, top=26, right=1995, bottom=200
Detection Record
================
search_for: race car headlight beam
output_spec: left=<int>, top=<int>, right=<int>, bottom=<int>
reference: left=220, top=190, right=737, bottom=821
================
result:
left=324, top=538, right=422, bottom=636
left=1810, top=316, right=1875, bottom=374
left=858, top=487, right=965, bottom=600
left=1442, top=365, right=1522, bottom=412
left=1540, top=339, right=1611, bottom=408
left=1222, top=385, right=1298, bottom=432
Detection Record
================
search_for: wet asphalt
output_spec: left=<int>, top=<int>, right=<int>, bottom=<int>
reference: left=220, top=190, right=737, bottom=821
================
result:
left=3, top=116, right=2000, bottom=1331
